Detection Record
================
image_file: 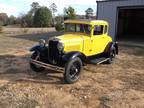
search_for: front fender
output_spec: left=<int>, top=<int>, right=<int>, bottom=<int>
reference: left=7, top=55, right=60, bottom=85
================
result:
left=29, top=45, right=43, bottom=52
left=62, top=51, right=87, bottom=63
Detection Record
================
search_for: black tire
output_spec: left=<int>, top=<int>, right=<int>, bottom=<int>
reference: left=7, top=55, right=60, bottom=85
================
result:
left=106, top=47, right=116, bottom=64
left=30, top=52, right=45, bottom=72
left=64, top=57, right=83, bottom=84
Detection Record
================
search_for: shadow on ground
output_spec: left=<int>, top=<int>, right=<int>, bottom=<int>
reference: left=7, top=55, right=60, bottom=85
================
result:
left=0, top=54, right=65, bottom=85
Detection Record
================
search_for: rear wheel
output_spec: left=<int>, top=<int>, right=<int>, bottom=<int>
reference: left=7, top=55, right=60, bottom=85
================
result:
left=106, top=47, right=116, bottom=64
left=64, top=57, right=83, bottom=84
left=30, top=52, right=45, bottom=72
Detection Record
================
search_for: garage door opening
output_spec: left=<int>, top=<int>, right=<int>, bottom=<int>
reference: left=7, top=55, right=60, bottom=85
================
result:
left=117, top=8, right=144, bottom=42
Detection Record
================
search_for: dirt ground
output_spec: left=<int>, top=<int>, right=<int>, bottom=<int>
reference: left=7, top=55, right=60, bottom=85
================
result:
left=0, top=32, right=144, bottom=108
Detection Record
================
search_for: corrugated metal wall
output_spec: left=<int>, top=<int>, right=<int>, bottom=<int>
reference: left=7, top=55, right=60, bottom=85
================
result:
left=97, top=0, right=144, bottom=41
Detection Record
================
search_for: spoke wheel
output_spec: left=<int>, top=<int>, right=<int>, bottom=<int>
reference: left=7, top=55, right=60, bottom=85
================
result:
left=64, top=57, right=83, bottom=84
left=69, top=61, right=81, bottom=80
left=107, top=47, right=116, bottom=64
left=30, top=52, right=45, bottom=72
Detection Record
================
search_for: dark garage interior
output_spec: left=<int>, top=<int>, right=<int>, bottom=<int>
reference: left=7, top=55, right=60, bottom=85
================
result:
left=117, top=8, right=144, bottom=42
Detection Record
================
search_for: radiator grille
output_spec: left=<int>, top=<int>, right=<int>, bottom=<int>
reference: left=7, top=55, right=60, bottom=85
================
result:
left=48, top=40, right=60, bottom=64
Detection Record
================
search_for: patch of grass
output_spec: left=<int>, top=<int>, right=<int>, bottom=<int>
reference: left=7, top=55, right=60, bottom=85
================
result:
left=0, top=85, right=8, bottom=92
left=121, top=45, right=144, bottom=56
left=22, top=28, right=29, bottom=33
left=134, top=48, right=144, bottom=56
left=0, top=26, right=3, bottom=33
left=99, top=96, right=111, bottom=108
left=117, top=74, right=144, bottom=91
left=17, top=98, right=39, bottom=108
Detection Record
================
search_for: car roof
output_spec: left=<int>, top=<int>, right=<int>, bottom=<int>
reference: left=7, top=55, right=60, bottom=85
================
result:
left=64, top=19, right=108, bottom=25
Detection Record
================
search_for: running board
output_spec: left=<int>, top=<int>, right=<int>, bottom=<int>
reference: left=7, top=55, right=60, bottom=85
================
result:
left=90, top=58, right=110, bottom=64
left=30, top=59, right=64, bottom=72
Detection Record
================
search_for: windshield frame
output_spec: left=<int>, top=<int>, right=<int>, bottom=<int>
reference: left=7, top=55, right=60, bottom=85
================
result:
left=64, top=23, right=91, bottom=35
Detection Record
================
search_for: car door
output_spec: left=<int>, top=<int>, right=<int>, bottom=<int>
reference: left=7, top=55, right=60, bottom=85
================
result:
left=82, top=24, right=92, bottom=56
left=90, top=25, right=108, bottom=55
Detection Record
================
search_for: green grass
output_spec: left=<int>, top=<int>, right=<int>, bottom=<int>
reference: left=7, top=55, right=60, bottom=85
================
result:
left=120, top=44, right=144, bottom=56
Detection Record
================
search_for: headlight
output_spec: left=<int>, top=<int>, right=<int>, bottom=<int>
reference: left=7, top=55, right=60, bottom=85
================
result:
left=39, top=39, right=46, bottom=47
left=57, top=42, right=64, bottom=51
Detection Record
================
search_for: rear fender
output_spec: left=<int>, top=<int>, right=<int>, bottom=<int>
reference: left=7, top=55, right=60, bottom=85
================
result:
left=114, top=42, right=118, bottom=54
left=104, top=42, right=118, bottom=55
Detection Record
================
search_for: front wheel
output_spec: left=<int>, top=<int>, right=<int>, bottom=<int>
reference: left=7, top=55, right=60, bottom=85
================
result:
left=64, top=57, right=83, bottom=84
left=30, top=52, right=45, bottom=72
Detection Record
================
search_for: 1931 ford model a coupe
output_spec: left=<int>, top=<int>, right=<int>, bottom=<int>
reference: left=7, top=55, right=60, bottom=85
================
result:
left=29, top=19, right=118, bottom=84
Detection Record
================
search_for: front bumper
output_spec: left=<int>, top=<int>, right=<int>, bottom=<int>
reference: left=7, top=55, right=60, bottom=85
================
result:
left=30, top=59, right=64, bottom=72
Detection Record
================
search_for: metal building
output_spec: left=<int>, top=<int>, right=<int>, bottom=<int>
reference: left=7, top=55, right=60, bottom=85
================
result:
left=96, top=0, right=144, bottom=41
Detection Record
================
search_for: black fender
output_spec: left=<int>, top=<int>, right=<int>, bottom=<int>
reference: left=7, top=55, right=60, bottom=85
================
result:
left=104, top=42, right=118, bottom=55
left=114, top=42, right=118, bottom=54
left=30, top=45, right=48, bottom=62
left=29, top=45, right=43, bottom=52
left=62, top=51, right=87, bottom=63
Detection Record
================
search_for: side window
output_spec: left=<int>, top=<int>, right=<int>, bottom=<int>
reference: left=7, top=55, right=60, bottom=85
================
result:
left=65, top=24, right=75, bottom=32
left=104, top=25, right=108, bottom=34
left=76, top=24, right=84, bottom=32
left=83, top=25, right=91, bottom=34
left=94, top=25, right=104, bottom=35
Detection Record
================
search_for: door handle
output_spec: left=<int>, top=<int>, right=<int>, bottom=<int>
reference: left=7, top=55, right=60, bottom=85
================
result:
left=90, top=38, right=93, bottom=42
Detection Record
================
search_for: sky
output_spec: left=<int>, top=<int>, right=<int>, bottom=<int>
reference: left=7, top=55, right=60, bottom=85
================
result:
left=0, top=0, right=97, bottom=17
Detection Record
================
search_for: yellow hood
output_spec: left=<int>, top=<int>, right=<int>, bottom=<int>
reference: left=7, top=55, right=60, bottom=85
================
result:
left=56, top=33, right=84, bottom=53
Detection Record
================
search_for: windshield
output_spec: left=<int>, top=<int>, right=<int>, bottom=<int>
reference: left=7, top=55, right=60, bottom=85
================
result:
left=65, top=23, right=91, bottom=35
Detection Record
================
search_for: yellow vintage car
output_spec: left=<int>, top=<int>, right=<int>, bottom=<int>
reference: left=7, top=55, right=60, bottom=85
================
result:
left=29, top=19, right=118, bottom=84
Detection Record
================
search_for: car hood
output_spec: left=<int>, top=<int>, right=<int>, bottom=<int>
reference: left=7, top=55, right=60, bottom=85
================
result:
left=56, top=34, right=83, bottom=42
left=56, top=33, right=84, bottom=52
